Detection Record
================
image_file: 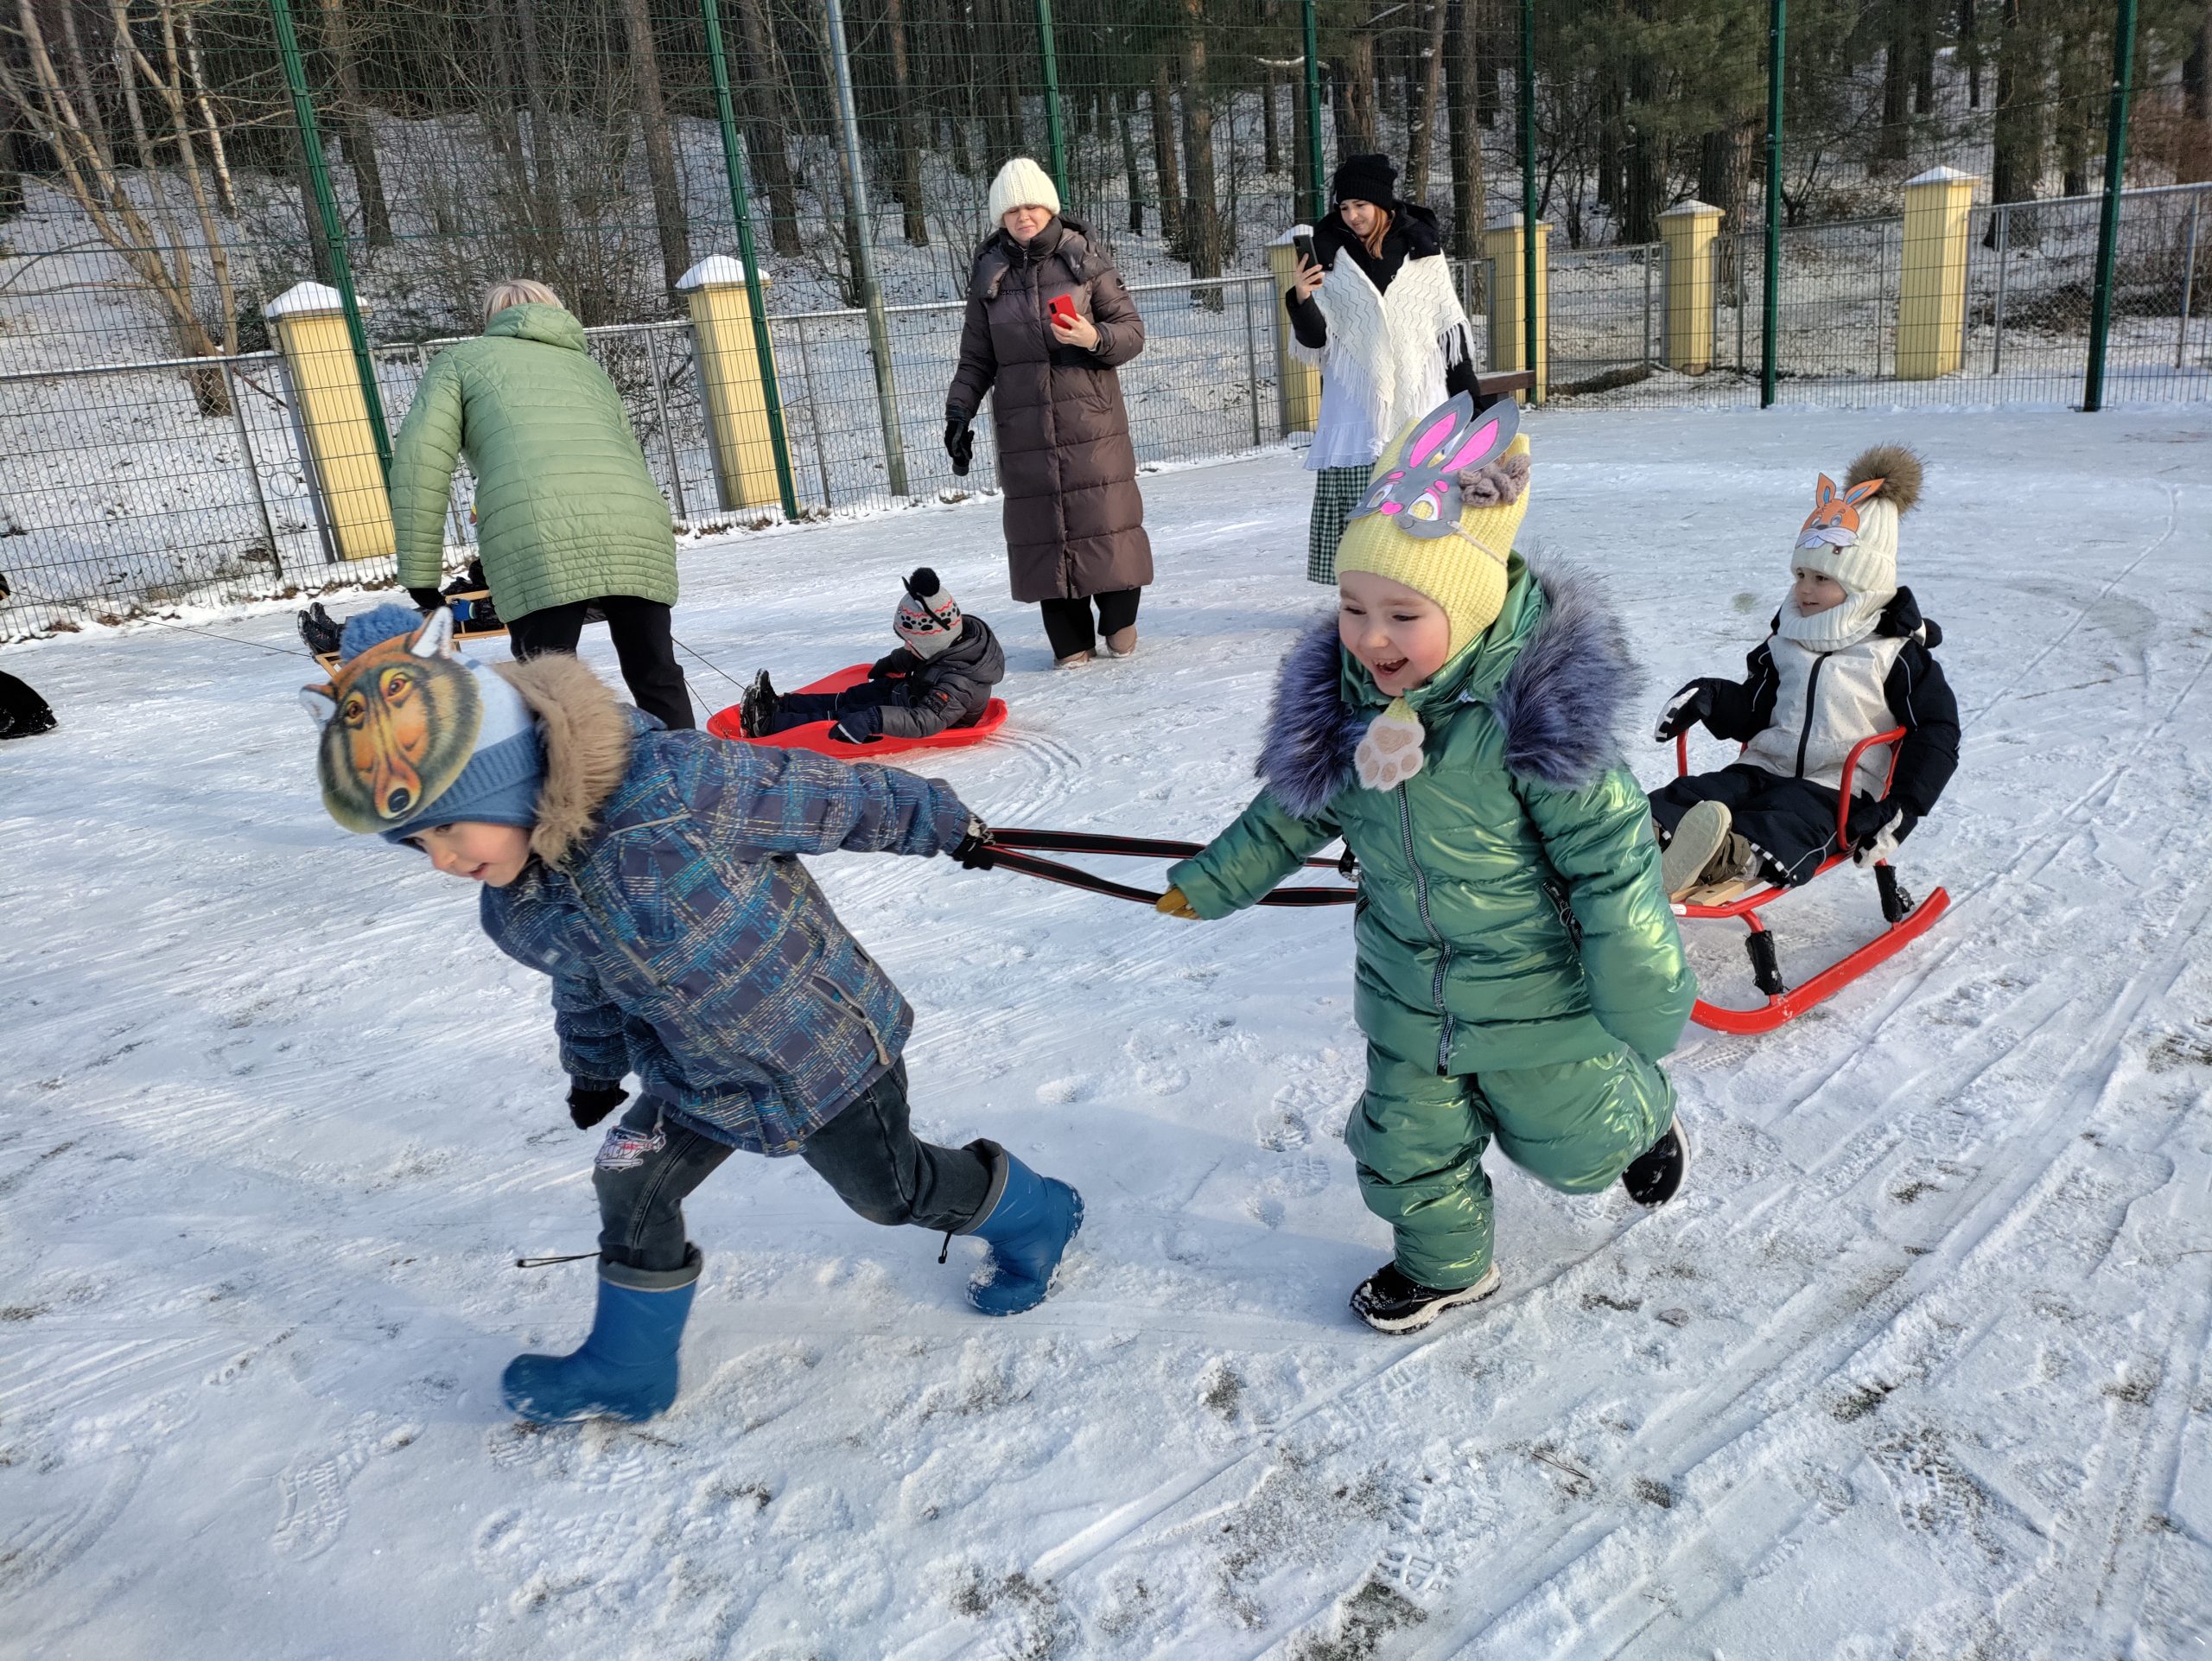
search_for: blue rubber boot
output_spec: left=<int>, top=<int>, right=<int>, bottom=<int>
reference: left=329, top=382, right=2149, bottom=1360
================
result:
left=963, top=1142, right=1083, bottom=1317
left=500, top=1249, right=700, bottom=1423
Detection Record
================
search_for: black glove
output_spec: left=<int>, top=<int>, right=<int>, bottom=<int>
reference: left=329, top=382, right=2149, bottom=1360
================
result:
left=830, top=717, right=883, bottom=745
left=407, top=587, right=448, bottom=614
left=1853, top=802, right=1916, bottom=867
left=944, top=410, right=975, bottom=476
left=950, top=815, right=997, bottom=869
left=1653, top=679, right=1723, bottom=743
left=568, top=1080, right=628, bottom=1130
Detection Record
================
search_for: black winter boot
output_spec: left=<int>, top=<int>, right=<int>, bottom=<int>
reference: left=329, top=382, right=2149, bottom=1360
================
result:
left=1621, top=1120, right=1690, bottom=1206
left=1351, top=1262, right=1502, bottom=1335
left=740, top=671, right=778, bottom=736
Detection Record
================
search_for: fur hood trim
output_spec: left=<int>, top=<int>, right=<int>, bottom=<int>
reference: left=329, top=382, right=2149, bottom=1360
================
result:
left=1256, top=563, right=1642, bottom=817
left=494, top=654, right=635, bottom=868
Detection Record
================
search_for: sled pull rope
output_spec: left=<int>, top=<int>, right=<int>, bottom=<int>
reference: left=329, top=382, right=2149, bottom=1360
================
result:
left=515, top=1251, right=600, bottom=1269
left=976, top=827, right=1358, bottom=909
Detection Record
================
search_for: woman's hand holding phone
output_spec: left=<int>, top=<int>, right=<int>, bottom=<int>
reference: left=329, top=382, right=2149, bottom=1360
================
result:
left=1049, top=296, right=1100, bottom=352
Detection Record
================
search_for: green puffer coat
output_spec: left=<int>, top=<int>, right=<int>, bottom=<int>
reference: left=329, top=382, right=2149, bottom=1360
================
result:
left=1169, top=559, right=1694, bottom=1078
left=390, top=304, right=677, bottom=621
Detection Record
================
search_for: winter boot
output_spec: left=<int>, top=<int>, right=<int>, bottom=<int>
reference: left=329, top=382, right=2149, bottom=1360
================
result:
left=1350, top=1262, right=1503, bottom=1335
left=1101, top=627, right=1139, bottom=659
left=1621, top=1120, right=1690, bottom=1207
left=1661, top=801, right=1731, bottom=901
left=963, top=1141, right=1082, bottom=1316
left=297, top=601, right=344, bottom=659
left=740, top=671, right=778, bottom=737
left=1052, top=650, right=1093, bottom=670
left=500, top=1250, right=701, bottom=1423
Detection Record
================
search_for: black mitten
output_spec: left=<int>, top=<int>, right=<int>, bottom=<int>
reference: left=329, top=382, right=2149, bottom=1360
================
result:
left=568, top=1080, right=629, bottom=1130
left=407, top=587, right=448, bottom=614
left=1653, top=679, right=1723, bottom=742
left=950, top=816, right=997, bottom=869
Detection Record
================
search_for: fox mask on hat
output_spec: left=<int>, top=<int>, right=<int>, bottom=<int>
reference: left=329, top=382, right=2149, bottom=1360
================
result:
left=302, top=604, right=543, bottom=841
left=1780, top=442, right=1923, bottom=650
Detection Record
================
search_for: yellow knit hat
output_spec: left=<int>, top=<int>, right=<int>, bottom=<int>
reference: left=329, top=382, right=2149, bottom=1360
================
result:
left=1337, top=392, right=1534, bottom=659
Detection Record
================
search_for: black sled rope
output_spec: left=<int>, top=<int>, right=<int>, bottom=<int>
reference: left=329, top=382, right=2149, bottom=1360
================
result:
left=970, top=827, right=1357, bottom=908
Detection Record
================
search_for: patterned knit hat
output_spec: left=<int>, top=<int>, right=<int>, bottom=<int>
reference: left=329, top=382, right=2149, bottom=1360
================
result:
left=300, top=603, right=543, bottom=844
left=1337, top=391, right=1534, bottom=660
left=894, top=567, right=963, bottom=659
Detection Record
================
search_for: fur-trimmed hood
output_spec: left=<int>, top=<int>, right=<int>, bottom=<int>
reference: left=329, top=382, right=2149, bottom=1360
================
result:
left=1256, top=563, right=1642, bottom=818
left=493, top=653, right=636, bottom=868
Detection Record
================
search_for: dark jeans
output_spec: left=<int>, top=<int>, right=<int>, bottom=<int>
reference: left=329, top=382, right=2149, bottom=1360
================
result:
left=1038, top=589, right=1141, bottom=659
left=592, top=1061, right=998, bottom=1274
left=508, top=595, right=696, bottom=731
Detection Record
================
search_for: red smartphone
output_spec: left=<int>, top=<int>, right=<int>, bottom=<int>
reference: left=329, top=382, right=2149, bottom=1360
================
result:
left=1049, top=295, right=1078, bottom=329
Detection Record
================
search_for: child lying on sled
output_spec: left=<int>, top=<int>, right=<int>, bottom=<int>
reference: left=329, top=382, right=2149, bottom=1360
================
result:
left=1649, top=445, right=1961, bottom=905
left=738, top=567, right=1005, bottom=746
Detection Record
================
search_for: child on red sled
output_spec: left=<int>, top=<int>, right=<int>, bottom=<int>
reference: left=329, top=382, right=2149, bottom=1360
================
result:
left=739, top=567, right=1005, bottom=746
left=1649, top=445, right=1960, bottom=904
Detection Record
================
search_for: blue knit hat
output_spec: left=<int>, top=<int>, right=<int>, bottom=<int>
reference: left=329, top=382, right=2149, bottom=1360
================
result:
left=300, top=603, right=545, bottom=847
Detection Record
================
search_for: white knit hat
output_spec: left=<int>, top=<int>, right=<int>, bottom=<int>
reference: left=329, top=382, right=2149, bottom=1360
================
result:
left=988, top=157, right=1060, bottom=226
left=1781, top=443, right=1923, bottom=648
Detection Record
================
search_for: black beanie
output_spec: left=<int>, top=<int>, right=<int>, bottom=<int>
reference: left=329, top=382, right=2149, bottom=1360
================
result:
left=1332, top=153, right=1398, bottom=210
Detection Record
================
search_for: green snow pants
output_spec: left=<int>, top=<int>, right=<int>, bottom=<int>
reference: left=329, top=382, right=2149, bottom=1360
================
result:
left=1347, top=1037, right=1678, bottom=1289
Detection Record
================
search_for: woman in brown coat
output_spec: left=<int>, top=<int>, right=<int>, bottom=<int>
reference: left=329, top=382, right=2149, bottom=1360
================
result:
left=945, top=159, right=1153, bottom=668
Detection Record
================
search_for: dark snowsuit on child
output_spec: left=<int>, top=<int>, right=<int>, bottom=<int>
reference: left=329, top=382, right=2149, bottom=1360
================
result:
left=757, top=615, right=1007, bottom=744
left=480, top=655, right=1009, bottom=1278
left=1169, top=562, right=1694, bottom=1289
left=1650, top=588, right=1959, bottom=886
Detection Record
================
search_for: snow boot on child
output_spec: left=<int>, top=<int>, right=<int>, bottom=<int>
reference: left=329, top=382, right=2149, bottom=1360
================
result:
left=501, top=1250, right=701, bottom=1423
left=1351, top=1262, right=1503, bottom=1335
left=964, top=1142, right=1082, bottom=1316
left=1621, top=1119, right=1691, bottom=1206
left=1660, top=801, right=1761, bottom=903
left=739, top=671, right=779, bottom=738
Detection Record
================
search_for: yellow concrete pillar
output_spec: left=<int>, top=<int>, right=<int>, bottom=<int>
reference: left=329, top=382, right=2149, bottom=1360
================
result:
left=1659, top=200, right=1724, bottom=373
left=677, top=256, right=787, bottom=511
left=1897, top=165, right=1978, bottom=380
left=265, top=282, right=393, bottom=563
left=1268, top=229, right=1323, bottom=436
left=1483, top=214, right=1549, bottom=402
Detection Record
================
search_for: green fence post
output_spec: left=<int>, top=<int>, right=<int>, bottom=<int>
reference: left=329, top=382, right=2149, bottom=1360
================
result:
left=1301, top=0, right=1325, bottom=222
left=267, top=0, right=390, bottom=476
left=822, top=0, right=912, bottom=498
left=701, top=0, right=800, bottom=519
left=1762, top=0, right=1784, bottom=407
left=2083, top=0, right=2138, bottom=413
left=1034, top=0, right=1068, bottom=207
left=1520, top=0, right=1538, bottom=399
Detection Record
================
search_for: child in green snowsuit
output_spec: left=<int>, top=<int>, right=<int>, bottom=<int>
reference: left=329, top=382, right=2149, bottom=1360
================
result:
left=1159, top=393, right=1695, bottom=1333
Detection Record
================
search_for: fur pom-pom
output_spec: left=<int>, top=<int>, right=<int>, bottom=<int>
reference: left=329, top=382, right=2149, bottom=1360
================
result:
left=1457, top=450, right=1529, bottom=507
left=338, top=602, right=428, bottom=662
left=1845, top=444, right=1923, bottom=516
left=906, top=566, right=941, bottom=598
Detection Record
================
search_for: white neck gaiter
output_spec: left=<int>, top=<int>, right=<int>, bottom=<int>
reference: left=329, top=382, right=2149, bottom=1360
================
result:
left=1776, top=585, right=1891, bottom=652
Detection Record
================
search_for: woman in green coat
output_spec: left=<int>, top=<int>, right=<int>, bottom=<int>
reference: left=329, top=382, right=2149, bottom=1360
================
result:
left=1159, top=393, right=1694, bottom=1334
left=390, top=280, right=694, bottom=729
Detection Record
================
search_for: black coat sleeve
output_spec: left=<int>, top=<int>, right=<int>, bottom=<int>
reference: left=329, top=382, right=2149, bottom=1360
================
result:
left=869, top=647, right=920, bottom=680
left=1284, top=288, right=1327, bottom=350
left=1702, top=641, right=1782, bottom=744
left=1881, top=642, right=1960, bottom=818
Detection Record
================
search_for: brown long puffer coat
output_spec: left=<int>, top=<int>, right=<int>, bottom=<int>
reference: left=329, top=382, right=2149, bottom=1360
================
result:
left=948, top=218, right=1154, bottom=604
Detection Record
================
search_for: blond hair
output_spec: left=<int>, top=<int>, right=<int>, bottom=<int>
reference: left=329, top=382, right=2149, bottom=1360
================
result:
left=482, top=279, right=563, bottom=326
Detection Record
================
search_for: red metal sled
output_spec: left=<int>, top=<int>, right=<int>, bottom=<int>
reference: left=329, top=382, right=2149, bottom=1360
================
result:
left=706, top=663, right=1009, bottom=760
left=1673, top=727, right=1949, bottom=1034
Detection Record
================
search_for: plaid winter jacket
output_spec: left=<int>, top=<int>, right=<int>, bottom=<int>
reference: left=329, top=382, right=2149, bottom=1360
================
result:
left=479, top=655, right=973, bottom=1152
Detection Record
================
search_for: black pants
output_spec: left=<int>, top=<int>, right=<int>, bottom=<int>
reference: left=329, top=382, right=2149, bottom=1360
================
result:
left=508, top=595, right=696, bottom=731
left=0, top=670, right=56, bottom=740
left=591, top=1061, right=998, bottom=1274
left=759, top=679, right=906, bottom=739
left=1649, top=764, right=1881, bottom=888
left=1038, top=589, right=1141, bottom=659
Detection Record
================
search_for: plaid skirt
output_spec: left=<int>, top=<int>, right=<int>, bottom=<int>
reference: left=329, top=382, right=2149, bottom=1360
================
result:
left=1306, top=463, right=1375, bottom=586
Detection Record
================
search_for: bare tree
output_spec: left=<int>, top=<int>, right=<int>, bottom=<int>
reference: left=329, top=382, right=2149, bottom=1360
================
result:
left=315, top=0, right=390, bottom=245
left=617, top=0, right=690, bottom=292
left=1404, top=0, right=1447, bottom=200
left=1179, top=0, right=1222, bottom=290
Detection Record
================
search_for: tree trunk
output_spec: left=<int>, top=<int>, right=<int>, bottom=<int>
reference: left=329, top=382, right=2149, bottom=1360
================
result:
left=885, top=0, right=928, bottom=245
left=616, top=0, right=690, bottom=290
left=1116, top=84, right=1145, bottom=233
left=0, top=75, right=24, bottom=220
left=1960, top=0, right=1980, bottom=109
left=1405, top=0, right=1448, bottom=204
left=1913, top=10, right=1936, bottom=114
left=177, top=11, right=233, bottom=213
left=1877, top=15, right=1910, bottom=163
left=734, top=0, right=801, bottom=257
left=1336, top=34, right=1378, bottom=156
left=1179, top=0, right=1221, bottom=290
left=1477, top=0, right=1500, bottom=128
left=1986, top=0, right=2045, bottom=244
left=1294, top=41, right=1314, bottom=210
left=316, top=0, right=391, bottom=247
left=1150, top=56, right=1183, bottom=251
left=511, top=0, right=563, bottom=267
left=2181, top=11, right=2209, bottom=182
left=1262, top=61, right=1280, bottom=174
left=1444, top=0, right=1482, bottom=258
left=995, top=0, right=1025, bottom=161
left=2056, top=18, right=2095, bottom=199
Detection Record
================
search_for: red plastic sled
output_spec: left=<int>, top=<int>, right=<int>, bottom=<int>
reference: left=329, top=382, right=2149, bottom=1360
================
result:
left=707, top=663, right=1009, bottom=760
left=1674, top=727, right=1949, bottom=1035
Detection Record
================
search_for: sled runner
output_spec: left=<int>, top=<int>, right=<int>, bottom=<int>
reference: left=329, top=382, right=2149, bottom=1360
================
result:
left=707, top=664, right=1010, bottom=759
left=1673, top=727, right=1949, bottom=1035
left=310, top=590, right=506, bottom=672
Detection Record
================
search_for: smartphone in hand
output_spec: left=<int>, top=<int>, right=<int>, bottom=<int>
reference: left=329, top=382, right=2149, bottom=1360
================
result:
left=1292, top=232, right=1317, bottom=267
left=1049, top=295, right=1078, bottom=329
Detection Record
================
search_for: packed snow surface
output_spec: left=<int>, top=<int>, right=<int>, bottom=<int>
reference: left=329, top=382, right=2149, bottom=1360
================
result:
left=3, top=409, right=2209, bottom=1658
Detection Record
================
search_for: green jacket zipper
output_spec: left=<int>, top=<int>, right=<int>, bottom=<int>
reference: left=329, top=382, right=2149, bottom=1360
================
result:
left=1395, top=785, right=1455, bottom=1075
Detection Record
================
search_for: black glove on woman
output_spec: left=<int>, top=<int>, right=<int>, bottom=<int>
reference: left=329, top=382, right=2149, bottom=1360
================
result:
left=944, top=410, right=975, bottom=476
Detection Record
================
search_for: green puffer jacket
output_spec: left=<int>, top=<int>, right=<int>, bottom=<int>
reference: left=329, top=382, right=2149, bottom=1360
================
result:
left=390, top=304, right=677, bottom=621
left=1169, top=559, right=1694, bottom=1073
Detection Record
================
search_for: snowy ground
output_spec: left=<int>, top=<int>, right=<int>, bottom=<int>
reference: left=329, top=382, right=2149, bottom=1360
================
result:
left=4, top=407, right=2211, bottom=1659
